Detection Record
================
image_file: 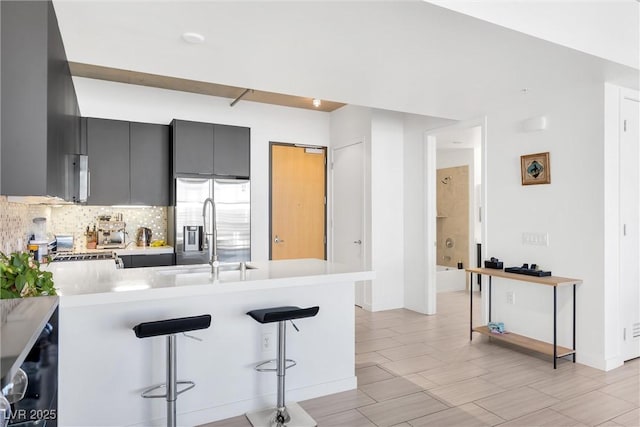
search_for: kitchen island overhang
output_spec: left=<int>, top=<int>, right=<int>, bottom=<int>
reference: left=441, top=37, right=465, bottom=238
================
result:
left=50, top=259, right=373, bottom=426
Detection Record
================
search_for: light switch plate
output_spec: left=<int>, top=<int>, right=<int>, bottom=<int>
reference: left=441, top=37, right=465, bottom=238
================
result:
left=522, top=232, right=549, bottom=246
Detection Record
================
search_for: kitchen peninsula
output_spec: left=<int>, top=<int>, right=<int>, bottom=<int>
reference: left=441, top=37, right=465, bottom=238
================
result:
left=48, top=259, right=373, bottom=426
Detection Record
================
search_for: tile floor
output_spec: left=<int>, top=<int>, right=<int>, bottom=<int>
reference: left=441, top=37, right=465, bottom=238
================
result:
left=204, top=291, right=639, bottom=427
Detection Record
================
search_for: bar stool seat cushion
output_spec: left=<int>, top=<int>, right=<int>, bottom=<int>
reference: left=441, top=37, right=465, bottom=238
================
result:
left=133, top=314, right=212, bottom=338
left=247, top=306, right=319, bottom=324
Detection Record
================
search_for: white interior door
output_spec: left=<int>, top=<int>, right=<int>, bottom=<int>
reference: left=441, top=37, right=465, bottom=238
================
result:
left=332, top=142, right=366, bottom=307
left=620, top=94, right=640, bottom=361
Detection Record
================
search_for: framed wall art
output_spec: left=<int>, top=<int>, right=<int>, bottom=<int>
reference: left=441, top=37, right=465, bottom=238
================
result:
left=521, top=152, right=550, bottom=185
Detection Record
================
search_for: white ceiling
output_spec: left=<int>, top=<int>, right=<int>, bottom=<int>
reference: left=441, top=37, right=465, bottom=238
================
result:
left=429, top=0, right=640, bottom=71
left=434, top=126, right=481, bottom=151
left=53, top=1, right=639, bottom=120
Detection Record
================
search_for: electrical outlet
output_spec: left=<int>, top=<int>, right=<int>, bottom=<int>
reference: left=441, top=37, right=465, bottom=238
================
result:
left=262, top=332, right=273, bottom=352
left=506, top=291, right=515, bottom=305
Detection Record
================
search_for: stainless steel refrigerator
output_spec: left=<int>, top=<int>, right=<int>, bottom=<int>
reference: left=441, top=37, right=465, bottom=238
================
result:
left=170, top=177, right=250, bottom=265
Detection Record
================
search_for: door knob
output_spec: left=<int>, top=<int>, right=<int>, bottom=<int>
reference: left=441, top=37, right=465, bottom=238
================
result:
left=274, top=235, right=285, bottom=244
left=353, top=240, right=362, bottom=245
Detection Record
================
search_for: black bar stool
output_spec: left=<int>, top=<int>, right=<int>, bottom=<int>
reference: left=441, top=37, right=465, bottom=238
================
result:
left=245, top=306, right=319, bottom=427
left=133, top=314, right=212, bottom=427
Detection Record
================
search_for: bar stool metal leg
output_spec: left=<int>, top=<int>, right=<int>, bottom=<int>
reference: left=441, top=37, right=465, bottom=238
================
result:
left=167, top=334, right=177, bottom=427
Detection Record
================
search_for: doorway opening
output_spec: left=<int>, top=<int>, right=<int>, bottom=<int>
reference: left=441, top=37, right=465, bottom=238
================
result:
left=269, top=142, right=327, bottom=260
left=425, top=119, right=487, bottom=317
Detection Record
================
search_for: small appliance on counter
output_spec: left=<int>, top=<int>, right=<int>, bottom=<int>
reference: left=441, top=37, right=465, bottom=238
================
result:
left=28, top=217, right=55, bottom=262
left=55, top=234, right=74, bottom=252
left=96, top=219, right=127, bottom=249
left=136, top=227, right=152, bottom=247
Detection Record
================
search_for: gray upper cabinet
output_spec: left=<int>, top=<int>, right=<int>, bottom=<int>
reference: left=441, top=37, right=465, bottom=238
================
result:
left=130, top=123, right=170, bottom=206
left=214, top=124, right=250, bottom=178
left=86, top=119, right=130, bottom=205
left=1, top=1, right=80, bottom=198
left=172, top=120, right=214, bottom=176
left=85, top=118, right=171, bottom=206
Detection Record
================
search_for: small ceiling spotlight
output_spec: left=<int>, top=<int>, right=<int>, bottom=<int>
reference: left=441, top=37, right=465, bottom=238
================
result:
left=520, top=88, right=529, bottom=94
left=182, top=32, right=205, bottom=44
left=312, top=98, right=322, bottom=108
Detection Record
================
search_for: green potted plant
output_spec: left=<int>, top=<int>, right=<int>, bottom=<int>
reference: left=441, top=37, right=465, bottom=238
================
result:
left=0, top=252, right=57, bottom=299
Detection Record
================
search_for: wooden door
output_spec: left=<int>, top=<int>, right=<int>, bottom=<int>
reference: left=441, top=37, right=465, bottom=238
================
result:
left=271, top=144, right=326, bottom=260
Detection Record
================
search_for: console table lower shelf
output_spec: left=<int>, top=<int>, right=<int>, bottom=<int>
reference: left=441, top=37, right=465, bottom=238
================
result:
left=472, top=326, right=576, bottom=358
left=466, top=267, right=583, bottom=369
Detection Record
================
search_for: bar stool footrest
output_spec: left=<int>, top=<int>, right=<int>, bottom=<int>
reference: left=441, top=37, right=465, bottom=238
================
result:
left=141, top=381, right=196, bottom=399
left=255, top=359, right=297, bottom=372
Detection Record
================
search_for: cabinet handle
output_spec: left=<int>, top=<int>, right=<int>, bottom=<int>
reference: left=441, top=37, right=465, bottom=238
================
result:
left=88, top=170, right=91, bottom=197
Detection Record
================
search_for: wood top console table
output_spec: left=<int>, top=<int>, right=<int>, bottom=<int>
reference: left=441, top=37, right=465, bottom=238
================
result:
left=466, top=267, right=583, bottom=369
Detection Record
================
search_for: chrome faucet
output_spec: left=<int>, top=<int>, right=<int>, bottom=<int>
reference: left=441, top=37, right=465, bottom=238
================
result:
left=202, top=198, right=219, bottom=279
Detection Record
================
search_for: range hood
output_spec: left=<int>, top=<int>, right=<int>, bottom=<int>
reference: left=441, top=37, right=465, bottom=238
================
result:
left=5, top=155, right=88, bottom=205
left=6, top=196, right=73, bottom=206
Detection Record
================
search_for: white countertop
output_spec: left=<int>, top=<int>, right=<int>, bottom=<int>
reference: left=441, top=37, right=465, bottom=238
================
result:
left=1, top=296, right=58, bottom=387
left=47, top=259, right=374, bottom=307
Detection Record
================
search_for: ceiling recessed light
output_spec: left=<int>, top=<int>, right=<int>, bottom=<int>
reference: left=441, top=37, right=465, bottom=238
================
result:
left=451, top=140, right=463, bottom=144
left=521, top=88, right=529, bottom=94
left=312, top=98, right=322, bottom=108
left=182, top=32, right=205, bottom=44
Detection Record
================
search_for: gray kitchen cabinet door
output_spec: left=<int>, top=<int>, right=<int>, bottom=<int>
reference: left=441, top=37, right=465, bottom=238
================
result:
left=213, top=124, right=250, bottom=178
left=86, top=118, right=130, bottom=205
left=172, top=120, right=214, bottom=176
left=1, top=1, right=80, bottom=198
left=130, top=122, right=170, bottom=206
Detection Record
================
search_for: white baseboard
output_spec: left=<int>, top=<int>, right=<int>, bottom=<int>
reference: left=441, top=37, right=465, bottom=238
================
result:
left=576, top=352, right=623, bottom=371
left=131, top=377, right=357, bottom=427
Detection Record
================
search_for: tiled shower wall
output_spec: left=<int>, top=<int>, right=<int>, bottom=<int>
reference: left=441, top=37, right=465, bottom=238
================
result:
left=436, top=165, right=469, bottom=269
left=0, top=196, right=167, bottom=253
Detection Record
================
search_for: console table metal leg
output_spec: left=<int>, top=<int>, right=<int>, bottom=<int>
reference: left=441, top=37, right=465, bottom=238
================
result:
left=470, top=272, right=473, bottom=341
left=573, top=284, right=576, bottom=363
left=488, top=276, right=492, bottom=323
left=553, top=286, right=557, bottom=369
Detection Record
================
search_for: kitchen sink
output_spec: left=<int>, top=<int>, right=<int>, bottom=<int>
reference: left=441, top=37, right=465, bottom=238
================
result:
left=156, top=263, right=257, bottom=276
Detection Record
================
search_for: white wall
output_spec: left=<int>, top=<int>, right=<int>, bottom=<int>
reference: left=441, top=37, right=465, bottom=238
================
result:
left=73, top=77, right=330, bottom=262
left=403, top=114, right=455, bottom=313
left=329, top=105, right=373, bottom=308
left=370, top=110, right=405, bottom=311
left=485, top=84, right=605, bottom=369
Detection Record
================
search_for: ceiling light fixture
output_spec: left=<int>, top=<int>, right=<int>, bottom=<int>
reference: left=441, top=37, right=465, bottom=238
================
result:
left=451, top=140, right=463, bottom=144
left=312, top=98, right=322, bottom=108
left=182, top=32, right=205, bottom=44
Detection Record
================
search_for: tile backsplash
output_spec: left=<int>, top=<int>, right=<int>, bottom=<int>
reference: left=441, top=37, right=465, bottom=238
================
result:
left=0, top=196, right=49, bottom=254
left=49, top=205, right=168, bottom=252
left=0, top=196, right=168, bottom=253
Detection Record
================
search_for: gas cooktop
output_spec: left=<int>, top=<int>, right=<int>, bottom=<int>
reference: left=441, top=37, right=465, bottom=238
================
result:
left=51, top=252, right=115, bottom=262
